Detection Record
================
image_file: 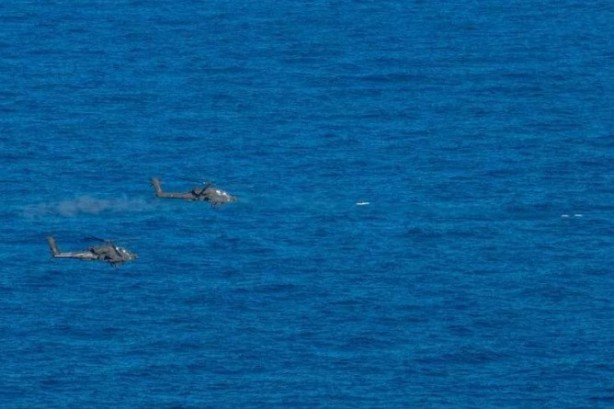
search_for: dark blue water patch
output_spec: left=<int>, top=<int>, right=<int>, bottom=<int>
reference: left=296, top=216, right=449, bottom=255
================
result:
left=1, top=0, right=613, bottom=408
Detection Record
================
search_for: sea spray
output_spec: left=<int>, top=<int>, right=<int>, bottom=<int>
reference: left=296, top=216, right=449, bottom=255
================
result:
left=23, top=195, right=156, bottom=218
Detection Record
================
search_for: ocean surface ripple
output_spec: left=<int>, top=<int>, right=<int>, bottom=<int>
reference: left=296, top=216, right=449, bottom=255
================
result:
left=1, top=1, right=612, bottom=408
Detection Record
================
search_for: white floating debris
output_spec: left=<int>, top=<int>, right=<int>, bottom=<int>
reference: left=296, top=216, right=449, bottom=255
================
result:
left=561, top=213, right=584, bottom=218
left=356, top=201, right=370, bottom=206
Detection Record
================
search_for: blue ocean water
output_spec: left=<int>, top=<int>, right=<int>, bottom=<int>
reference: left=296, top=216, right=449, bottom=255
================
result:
left=1, top=0, right=612, bottom=407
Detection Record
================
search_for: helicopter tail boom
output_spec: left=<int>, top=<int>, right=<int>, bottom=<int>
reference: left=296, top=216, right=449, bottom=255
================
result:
left=150, top=177, right=193, bottom=199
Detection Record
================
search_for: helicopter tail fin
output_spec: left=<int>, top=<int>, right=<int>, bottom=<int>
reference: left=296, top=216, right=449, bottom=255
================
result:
left=47, top=236, right=60, bottom=257
left=151, top=177, right=163, bottom=196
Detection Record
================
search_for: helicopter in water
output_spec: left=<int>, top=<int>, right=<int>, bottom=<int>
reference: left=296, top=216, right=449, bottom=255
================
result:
left=47, top=236, right=137, bottom=266
left=151, top=177, right=237, bottom=206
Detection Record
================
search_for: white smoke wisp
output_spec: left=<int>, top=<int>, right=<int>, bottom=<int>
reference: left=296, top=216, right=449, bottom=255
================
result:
left=23, top=196, right=156, bottom=218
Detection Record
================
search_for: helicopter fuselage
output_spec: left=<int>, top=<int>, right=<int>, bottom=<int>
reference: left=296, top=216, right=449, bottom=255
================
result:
left=47, top=236, right=137, bottom=265
left=151, top=177, right=237, bottom=206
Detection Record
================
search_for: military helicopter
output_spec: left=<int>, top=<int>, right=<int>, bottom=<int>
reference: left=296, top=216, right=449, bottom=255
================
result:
left=47, top=236, right=137, bottom=266
left=151, top=177, right=237, bottom=206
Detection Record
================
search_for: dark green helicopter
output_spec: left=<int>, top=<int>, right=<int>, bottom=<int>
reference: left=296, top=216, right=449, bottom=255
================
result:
left=151, top=177, right=237, bottom=206
left=47, top=236, right=137, bottom=266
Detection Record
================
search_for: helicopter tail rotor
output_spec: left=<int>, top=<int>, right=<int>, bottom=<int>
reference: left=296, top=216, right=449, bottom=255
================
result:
left=47, top=236, right=60, bottom=256
left=151, top=177, right=163, bottom=195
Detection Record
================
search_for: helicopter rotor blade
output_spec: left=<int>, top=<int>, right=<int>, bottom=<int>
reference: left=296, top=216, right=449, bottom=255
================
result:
left=177, top=177, right=215, bottom=185
left=84, top=236, right=108, bottom=243
left=83, top=236, right=140, bottom=243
